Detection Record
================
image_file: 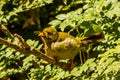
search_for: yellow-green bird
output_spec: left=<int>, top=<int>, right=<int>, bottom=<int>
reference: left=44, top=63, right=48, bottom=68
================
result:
left=38, top=27, right=103, bottom=69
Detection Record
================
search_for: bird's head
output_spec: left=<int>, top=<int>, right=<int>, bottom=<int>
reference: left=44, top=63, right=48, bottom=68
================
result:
left=38, top=27, right=58, bottom=43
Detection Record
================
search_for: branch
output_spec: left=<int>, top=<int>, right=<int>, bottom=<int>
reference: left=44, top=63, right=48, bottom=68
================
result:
left=0, top=24, right=14, bottom=38
left=0, top=36, right=56, bottom=64
left=0, top=23, right=71, bottom=70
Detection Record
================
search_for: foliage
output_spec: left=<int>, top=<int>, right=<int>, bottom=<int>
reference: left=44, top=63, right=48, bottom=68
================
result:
left=0, top=0, right=120, bottom=80
left=0, top=0, right=53, bottom=21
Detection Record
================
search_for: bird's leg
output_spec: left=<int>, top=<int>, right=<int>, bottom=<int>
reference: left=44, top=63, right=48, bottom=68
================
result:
left=69, top=59, right=74, bottom=70
left=53, top=56, right=59, bottom=64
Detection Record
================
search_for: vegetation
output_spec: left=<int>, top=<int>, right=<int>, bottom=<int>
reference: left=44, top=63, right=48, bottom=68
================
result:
left=0, top=0, right=120, bottom=80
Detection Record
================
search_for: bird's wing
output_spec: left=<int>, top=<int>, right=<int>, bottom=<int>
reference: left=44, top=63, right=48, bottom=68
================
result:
left=51, top=37, right=79, bottom=51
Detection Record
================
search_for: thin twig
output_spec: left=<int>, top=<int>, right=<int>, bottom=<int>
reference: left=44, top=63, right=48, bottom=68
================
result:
left=14, top=33, right=30, bottom=48
left=0, top=24, right=14, bottom=38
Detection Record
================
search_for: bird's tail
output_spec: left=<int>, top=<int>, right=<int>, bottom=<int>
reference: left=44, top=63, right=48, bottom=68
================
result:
left=79, top=32, right=104, bottom=45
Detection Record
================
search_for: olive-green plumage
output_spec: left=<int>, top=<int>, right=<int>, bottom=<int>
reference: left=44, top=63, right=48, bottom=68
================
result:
left=38, top=27, right=103, bottom=61
left=39, top=27, right=80, bottom=60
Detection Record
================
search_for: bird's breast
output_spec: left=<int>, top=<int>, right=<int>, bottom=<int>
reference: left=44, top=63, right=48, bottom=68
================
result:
left=45, top=37, right=80, bottom=60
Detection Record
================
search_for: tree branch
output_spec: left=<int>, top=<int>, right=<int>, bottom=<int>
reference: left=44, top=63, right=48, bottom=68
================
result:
left=0, top=23, right=71, bottom=70
left=0, top=35, right=56, bottom=63
left=0, top=24, right=14, bottom=38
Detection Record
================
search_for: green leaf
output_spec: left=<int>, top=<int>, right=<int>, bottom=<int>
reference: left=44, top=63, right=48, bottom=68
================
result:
left=105, top=57, right=115, bottom=65
left=0, top=72, right=6, bottom=78
left=56, top=14, right=67, bottom=20
left=92, top=24, right=102, bottom=32
left=83, top=8, right=96, bottom=20
left=26, top=39, right=34, bottom=46
left=71, top=67, right=81, bottom=76
left=63, top=0, right=67, bottom=5
left=37, top=44, right=43, bottom=50
left=49, top=20, right=61, bottom=26
left=84, top=27, right=94, bottom=36
left=59, top=22, right=66, bottom=31
left=33, top=41, right=39, bottom=47
left=0, top=45, right=7, bottom=50
left=80, top=21, right=91, bottom=29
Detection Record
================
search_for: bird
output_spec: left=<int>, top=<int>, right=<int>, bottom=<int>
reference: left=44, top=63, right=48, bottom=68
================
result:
left=38, top=27, right=103, bottom=70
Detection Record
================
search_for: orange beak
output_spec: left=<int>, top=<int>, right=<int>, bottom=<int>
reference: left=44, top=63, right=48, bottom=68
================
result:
left=38, top=33, right=44, bottom=37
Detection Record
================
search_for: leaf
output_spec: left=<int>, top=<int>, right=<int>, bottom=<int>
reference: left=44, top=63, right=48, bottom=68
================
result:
left=92, top=24, right=102, bottom=32
left=45, top=65, right=51, bottom=72
left=80, top=21, right=91, bottom=29
left=59, top=22, right=66, bottom=31
left=26, top=39, right=34, bottom=46
left=71, top=67, right=81, bottom=76
left=83, top=8, right=96, bottom=20
left=63, top=0, right=67, bottom=5
left=49, top=20, right=61, bottom=26
left=23, top=55, right=35, bottom=70
left=6, top=51, right=13, bottom=57
left=97, top=0, right=105, bottom=10
left=0, top=72, right=6, bottom=78
left=84, top=27, right=94, bottom=36
left=85, top=58, right=96, bottom=66
left=56, top=14, right=67, bottom=20
left=13, top=37, right=19, bottom=45
left=0, top=45, right=7, bottom=50
left=33, top=41, right=39, bottom=47
left=102, top=2, right=112, bottom=11
left=104, top=61, right=120, bottom=74
left=105, top=1, right=120, bottom=18
left=15, top=52, right=24, bottom=59
left=81, top=64, right=89, bottom=72
left=37, top=44, right=43, bottom=50
left=105, top=57, right=115, bottom=65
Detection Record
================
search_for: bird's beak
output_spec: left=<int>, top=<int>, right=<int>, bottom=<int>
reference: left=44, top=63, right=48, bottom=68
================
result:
left=38, top=33, right=44, bottom=37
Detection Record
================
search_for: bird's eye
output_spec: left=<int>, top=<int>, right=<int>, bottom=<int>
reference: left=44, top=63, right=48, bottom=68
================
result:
left=47, top=32, right=52, bottom=35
